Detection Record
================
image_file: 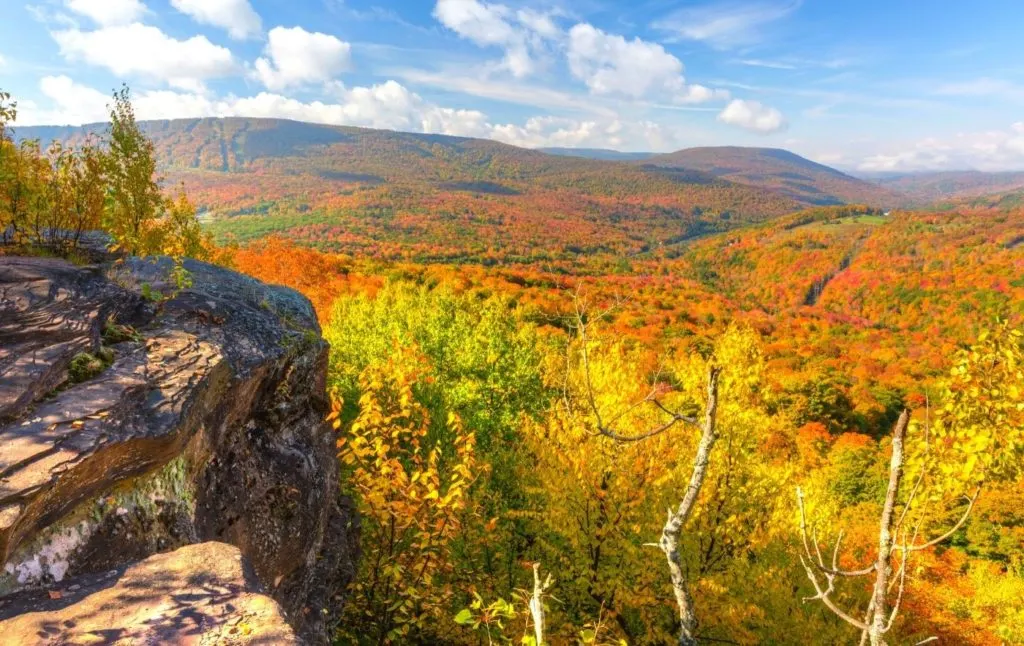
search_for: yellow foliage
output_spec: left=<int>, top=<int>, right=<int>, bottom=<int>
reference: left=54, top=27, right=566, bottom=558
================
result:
left=337, top=347, right=478, bottom=644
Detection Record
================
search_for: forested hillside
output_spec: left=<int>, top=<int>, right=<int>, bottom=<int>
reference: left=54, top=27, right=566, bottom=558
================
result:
left=230, top=202, right=1023, bottom=645
left=643, top=146, right=904, bottom=207
left=4, top=88, right=1023, bottom=646
left=13, top=120, right=883, bottom=260
left=866, top=170, right=1024, bottom=203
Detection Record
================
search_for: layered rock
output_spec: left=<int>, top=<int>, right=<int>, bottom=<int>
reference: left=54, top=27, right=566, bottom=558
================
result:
left=0, top=255, right=358, bottom=643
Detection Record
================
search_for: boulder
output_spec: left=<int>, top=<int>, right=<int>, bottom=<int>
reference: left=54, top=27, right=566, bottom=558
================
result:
left=0, top=256, right=358, bottom=643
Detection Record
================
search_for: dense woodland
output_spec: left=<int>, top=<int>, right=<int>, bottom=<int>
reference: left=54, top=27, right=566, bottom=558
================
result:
left=3, top=88, right=1023, bottom=645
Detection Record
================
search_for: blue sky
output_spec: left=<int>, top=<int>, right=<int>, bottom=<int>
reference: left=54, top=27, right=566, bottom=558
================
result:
left=1, top=0, right=1024, bottom=171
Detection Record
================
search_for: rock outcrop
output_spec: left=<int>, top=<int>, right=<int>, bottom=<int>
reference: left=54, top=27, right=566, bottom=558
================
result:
left=0, top=542, right=299, bottom=645
left=0, top=255, right=358, bottom=643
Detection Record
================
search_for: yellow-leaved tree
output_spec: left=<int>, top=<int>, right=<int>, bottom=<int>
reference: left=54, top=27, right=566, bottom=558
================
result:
left=522, top=312, right=787, bottom=645
left=335, top=347, right=478, bottom=645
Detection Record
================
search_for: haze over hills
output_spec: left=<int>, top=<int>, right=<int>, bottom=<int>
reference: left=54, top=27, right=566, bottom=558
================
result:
left=539, top=147, right=656, bottom=162
left=639, top=146, right=904, bottom=208
left=858, top=170, right=1024, bottom=203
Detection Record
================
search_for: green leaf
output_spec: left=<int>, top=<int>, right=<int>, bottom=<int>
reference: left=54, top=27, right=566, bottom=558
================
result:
left=453, top=609, right=474, bottom=626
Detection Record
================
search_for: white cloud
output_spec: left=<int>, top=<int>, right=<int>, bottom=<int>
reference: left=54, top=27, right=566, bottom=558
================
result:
left=64, top=0, right=145, bottom=26
left=857, top=124, right=1024, bottom=172
left=170, top=0, right=262, bottom=40
left=677, top=84, right=730, bottom=104
left=253, top=26, right=352, bottom=91
left=20, top=75, right=483, bottom=137
left=433, top=0, right=556, bottom=78
left=717, top=99, right=786, bottom=133
left=516, top=8, right=559, bottom=39
left=490, top=115, right=671, bottom=150
left=51, top=23, right=236, bottom=90
left=738, top=58, right=797, bottom=70
left=19, top=76, right=679, bottom=152
left=392, top=67, right=619, bottom=116
left=29, top=75, right=110, bottom=125
left=567, top=24, right=726, bottom=104
left=654, top=0, right=800, bottom=49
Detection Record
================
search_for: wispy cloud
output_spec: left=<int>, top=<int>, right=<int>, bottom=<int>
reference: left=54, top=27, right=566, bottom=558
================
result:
left=389, top=66, right=619, bottom=117
left=735, top=56, right=856, bottom=71
left=936, top=77, right=1024, bottom=103
left=737, top=58, right=796, bottom=70
left=713, top=79, right=940, bottom=111
left=653, top=0, right=801, bottom=49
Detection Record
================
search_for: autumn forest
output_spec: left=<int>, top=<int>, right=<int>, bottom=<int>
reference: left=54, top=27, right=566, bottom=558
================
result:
left=2, top=87, right=1023, bottom=646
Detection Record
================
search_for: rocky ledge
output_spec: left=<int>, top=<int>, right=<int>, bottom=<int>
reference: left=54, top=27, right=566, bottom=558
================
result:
left=0, top=542, right=299, bottom=645
left=0, top=255, right=358, bottom=644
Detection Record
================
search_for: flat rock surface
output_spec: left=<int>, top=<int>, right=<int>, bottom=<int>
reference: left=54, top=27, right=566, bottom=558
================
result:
left=0, top=541, right=299, bottom=645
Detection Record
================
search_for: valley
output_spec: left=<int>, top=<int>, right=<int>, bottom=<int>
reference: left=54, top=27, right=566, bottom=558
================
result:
left=3, top=94, right=1023, bottom=646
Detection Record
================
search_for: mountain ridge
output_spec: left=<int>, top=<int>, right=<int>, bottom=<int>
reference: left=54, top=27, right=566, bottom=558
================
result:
left=12, top=118, right=900, bottom=260
left=639, top=146, right=903, bottom=207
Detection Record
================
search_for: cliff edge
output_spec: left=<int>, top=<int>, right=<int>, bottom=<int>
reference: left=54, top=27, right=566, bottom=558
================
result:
left=0, top=255, right=358, bottom=644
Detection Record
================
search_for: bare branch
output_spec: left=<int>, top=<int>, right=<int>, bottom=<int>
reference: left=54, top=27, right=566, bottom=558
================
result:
left=885, top=526, right=915, bottom=633
left=797, top=553, right=869, bottom=630
left=796, top=488, right=874, bottom=578
left=895, top=489, right=980, bottom=553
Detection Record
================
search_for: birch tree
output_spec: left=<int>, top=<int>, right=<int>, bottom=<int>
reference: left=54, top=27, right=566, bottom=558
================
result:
left=564, top=298, right=728, bottom=646
left=797, top=322, right=1021, bottom=645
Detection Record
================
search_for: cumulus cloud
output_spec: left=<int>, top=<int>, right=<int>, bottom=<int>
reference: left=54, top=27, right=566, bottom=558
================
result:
left=433, top=0, right=556, bottom=78
left=717, top=99, right=786, bottom=133
left=20, top=76, right=677, bottom=152
left=568, top=24, right=683, bottom=97
left=566, top=24, right=727, bottom=104
left=857, top=123, right=1024, bottom=172
left=170, top=0, right=262, bottom=40
left=20, top=75, right=483, bottom=137
left=253, top=26, right=351, bottom=91
left=29, top=75, right=110, bottom=125
left=64, top=0, right=145, bottom=26
left=489, top=116, right=673, bottom=150
left=677, top=83, right=730, bottom=104
left=51, top=23, right=235, bottom=91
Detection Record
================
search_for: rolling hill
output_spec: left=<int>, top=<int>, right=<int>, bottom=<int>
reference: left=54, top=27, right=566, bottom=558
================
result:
left=14, top=118, right=805, bottom=260
left=13, top=120, right=908, bottom=261
left=861, top=170, right=1024, bottom=203
left=640, top=146, right=903, bottom=207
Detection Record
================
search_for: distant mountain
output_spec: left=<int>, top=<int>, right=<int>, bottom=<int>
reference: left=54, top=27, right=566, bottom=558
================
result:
left=14, top=118, right=802, bottom=260
left=539, top=147, right=656, bottom=162
left=860, top=170, right=1024, bottom=203
left=640, top=146, right=903, bottom=208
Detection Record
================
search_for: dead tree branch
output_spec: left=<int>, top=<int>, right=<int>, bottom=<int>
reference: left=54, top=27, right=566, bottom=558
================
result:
left=796, top=410, right=981, bottom=646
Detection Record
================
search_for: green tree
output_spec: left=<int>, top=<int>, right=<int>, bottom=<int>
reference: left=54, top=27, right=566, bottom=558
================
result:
left=162, top=184, right=212, bottom=260
left=104, top=85, right=162, bottom=255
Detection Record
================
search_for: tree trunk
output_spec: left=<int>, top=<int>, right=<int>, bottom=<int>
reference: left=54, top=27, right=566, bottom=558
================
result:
left=659, top=367, right=721, bottom=646
left=868, top=409, right=909, bottom=646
